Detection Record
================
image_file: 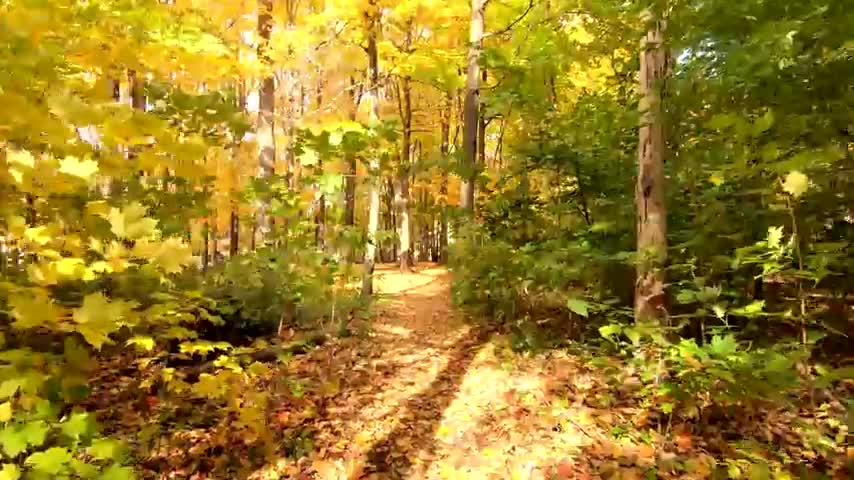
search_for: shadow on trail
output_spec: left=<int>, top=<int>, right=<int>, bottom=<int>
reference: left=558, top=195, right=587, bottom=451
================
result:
left=356, top=325, right=492, bottom=479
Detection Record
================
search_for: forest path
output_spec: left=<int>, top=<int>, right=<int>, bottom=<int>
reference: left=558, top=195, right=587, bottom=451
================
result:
left=268, top=264, right=598, bottom=480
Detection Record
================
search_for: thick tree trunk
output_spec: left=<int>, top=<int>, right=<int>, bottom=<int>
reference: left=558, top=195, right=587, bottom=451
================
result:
left=635, top=12, right=669, bottom=323
left=257, top=0, right=276, bottom=241
left=460, top=0, right=484, bottom=213
left=397, top=76, right=414, bottom=270
left=362, top=8, right=381, bottom=299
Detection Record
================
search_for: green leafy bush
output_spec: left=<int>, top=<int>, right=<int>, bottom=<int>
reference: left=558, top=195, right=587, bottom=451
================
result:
left=203, top=247, right=358, bottom=337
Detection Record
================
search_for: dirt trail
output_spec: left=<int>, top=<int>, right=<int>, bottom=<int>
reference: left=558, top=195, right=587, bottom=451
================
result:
left=266, top=264, right=596, bottom=480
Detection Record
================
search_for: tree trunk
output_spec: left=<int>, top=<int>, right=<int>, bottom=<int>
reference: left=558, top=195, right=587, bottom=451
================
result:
left=635, top=11, right=669, bottom=323
left=362, top=6, right=381, bottom=300
left=211, top=215, right=219, bottom=264
left=478, top=68, right=487, bottom=169
left=230, top=80, right=246, bottom=257
left=315, top=68, right=327, bottom=250
left=129, top=70, right=145, bottom=111
left=202, top=221, right=210, bottom=273
left=460, top=0, right=484, bottom=213
left=284, top=0, right=300, bottom=191
left=257, top=0, right=276, bottom=241
left=439, top=93, right=451, bottom=263
left=386, top=177, right=396, bottom=263
left=397, top=76, right=414, bottom=271
left=344, top=76, right=359, bottom=229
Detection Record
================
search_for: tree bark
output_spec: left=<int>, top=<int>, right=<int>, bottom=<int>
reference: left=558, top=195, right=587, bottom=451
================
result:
left=438, top=92, right=451, bottom=263
left=230, top=80, right=246, bottom=257
left=344, top=77, right=359, bottom=229
left=460, top=0, right=485, bottom=213
left=635, top=11, right=669, bottom=323
left=315, top=68, right=327, bottom=250
left=478, top=68, right=487, bottom=168
left=397, top=75, right=414, bottom=270
left=362, top=5, right=381, bottom=299
left=257, top=0, right=276, bottom=241
left=128, top=70, right=145, bottom=111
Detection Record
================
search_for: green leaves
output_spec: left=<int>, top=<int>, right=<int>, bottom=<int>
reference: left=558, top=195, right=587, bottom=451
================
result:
left=87, top=439, right=125, bottom=462
left=8, top=291, right=61, bottom=330
left=21, top=422, right=49, bottom=449
left=99, top=464, right=135, bottom=480
left=0, top=464, right=20, bottom=480
left=566, top=297, right=590, bottom=317
left=25, top=447, right=72, bottom=474
left=598, top=324, right=621, bottom=340
left=60, top=413, right=94, bottom=441
left=0, top=428, right=28, bottom=458
left=0, top=381, right=20, bottom=401
left=709, top=335, right=738, bottom=358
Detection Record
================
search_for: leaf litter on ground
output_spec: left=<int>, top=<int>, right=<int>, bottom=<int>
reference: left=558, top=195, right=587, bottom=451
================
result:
left=83, top=265, right=850, bottom=479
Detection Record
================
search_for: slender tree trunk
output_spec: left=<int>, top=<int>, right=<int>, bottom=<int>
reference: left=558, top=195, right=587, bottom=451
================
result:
left=386, top=177, right=396, bottom=263
left=202, top=221, right=210, bottom=273
left=439, top=92, right=451, bottom=263
left=315, top=69, right=327, bottom=250
left=129, top=70, right=145, bottom=111
left=284, top=0, right=300, bottom=191
left=362, top=6, right=381, bottom=299
left=478, top=68, right=487, bottom=169
left=257, top=0, right=276, bottom=241
left=344, top=77, right=359, bottom=229
left=460, top=0, right=484, bottom=213
left=635, top=11, right=669, bottom=323
left=230, top=80, right=246, bottom=257
left=397, top=76, right=414, bottom=270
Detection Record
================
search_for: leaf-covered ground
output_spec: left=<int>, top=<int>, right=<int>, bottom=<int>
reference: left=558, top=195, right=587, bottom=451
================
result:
left=87, top=265, right=849, bottom=479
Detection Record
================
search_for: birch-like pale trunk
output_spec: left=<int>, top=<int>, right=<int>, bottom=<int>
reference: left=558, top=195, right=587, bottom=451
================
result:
left=257, top=0, right=276, bottom=242
left=460, top=0, right=484, bottom=212
left=362, top=6, right=382, bottom=299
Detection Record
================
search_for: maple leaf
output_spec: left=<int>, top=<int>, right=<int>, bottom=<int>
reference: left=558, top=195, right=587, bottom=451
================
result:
left=9, top=290, right=62, bottom=329
left=58, top=157, right=99, bottom=179
left=107, top=203, right=159, bottom=240
left=782, top=171, right=809, bottom=198
left=72, top=293, right=135, bottom=349
left=150, top=238, right=194, bottom=274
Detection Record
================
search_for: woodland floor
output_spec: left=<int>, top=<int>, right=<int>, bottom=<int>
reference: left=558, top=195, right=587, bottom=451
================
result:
left=263, top=264, right=601, bottom=480
left=89, top=265, right=848, bottom=479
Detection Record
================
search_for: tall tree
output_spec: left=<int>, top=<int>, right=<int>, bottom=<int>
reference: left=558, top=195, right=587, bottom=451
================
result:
left=438, top=91, right=452, bottom=263
left=635, top=9, right=669, bottom=322
left=314, top=68, right=327, bottom=250
left=230, top=80, right=247, bottom=257
left=361, top=1, right=382, bottom=299
left=396, top=74, right=414, bottom=270
left=343, top=76, right=361, bottom=230
left=257, top=0, right=276, bottom=239
left=460, top=0, right=485, bottom=212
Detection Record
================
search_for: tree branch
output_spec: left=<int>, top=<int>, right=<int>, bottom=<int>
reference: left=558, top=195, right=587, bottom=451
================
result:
left=482, top=0, right=536, bottom=40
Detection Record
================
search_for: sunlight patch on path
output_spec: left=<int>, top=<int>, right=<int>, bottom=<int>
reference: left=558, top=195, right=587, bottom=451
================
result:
left=253, top=265, right=607, bottom=480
